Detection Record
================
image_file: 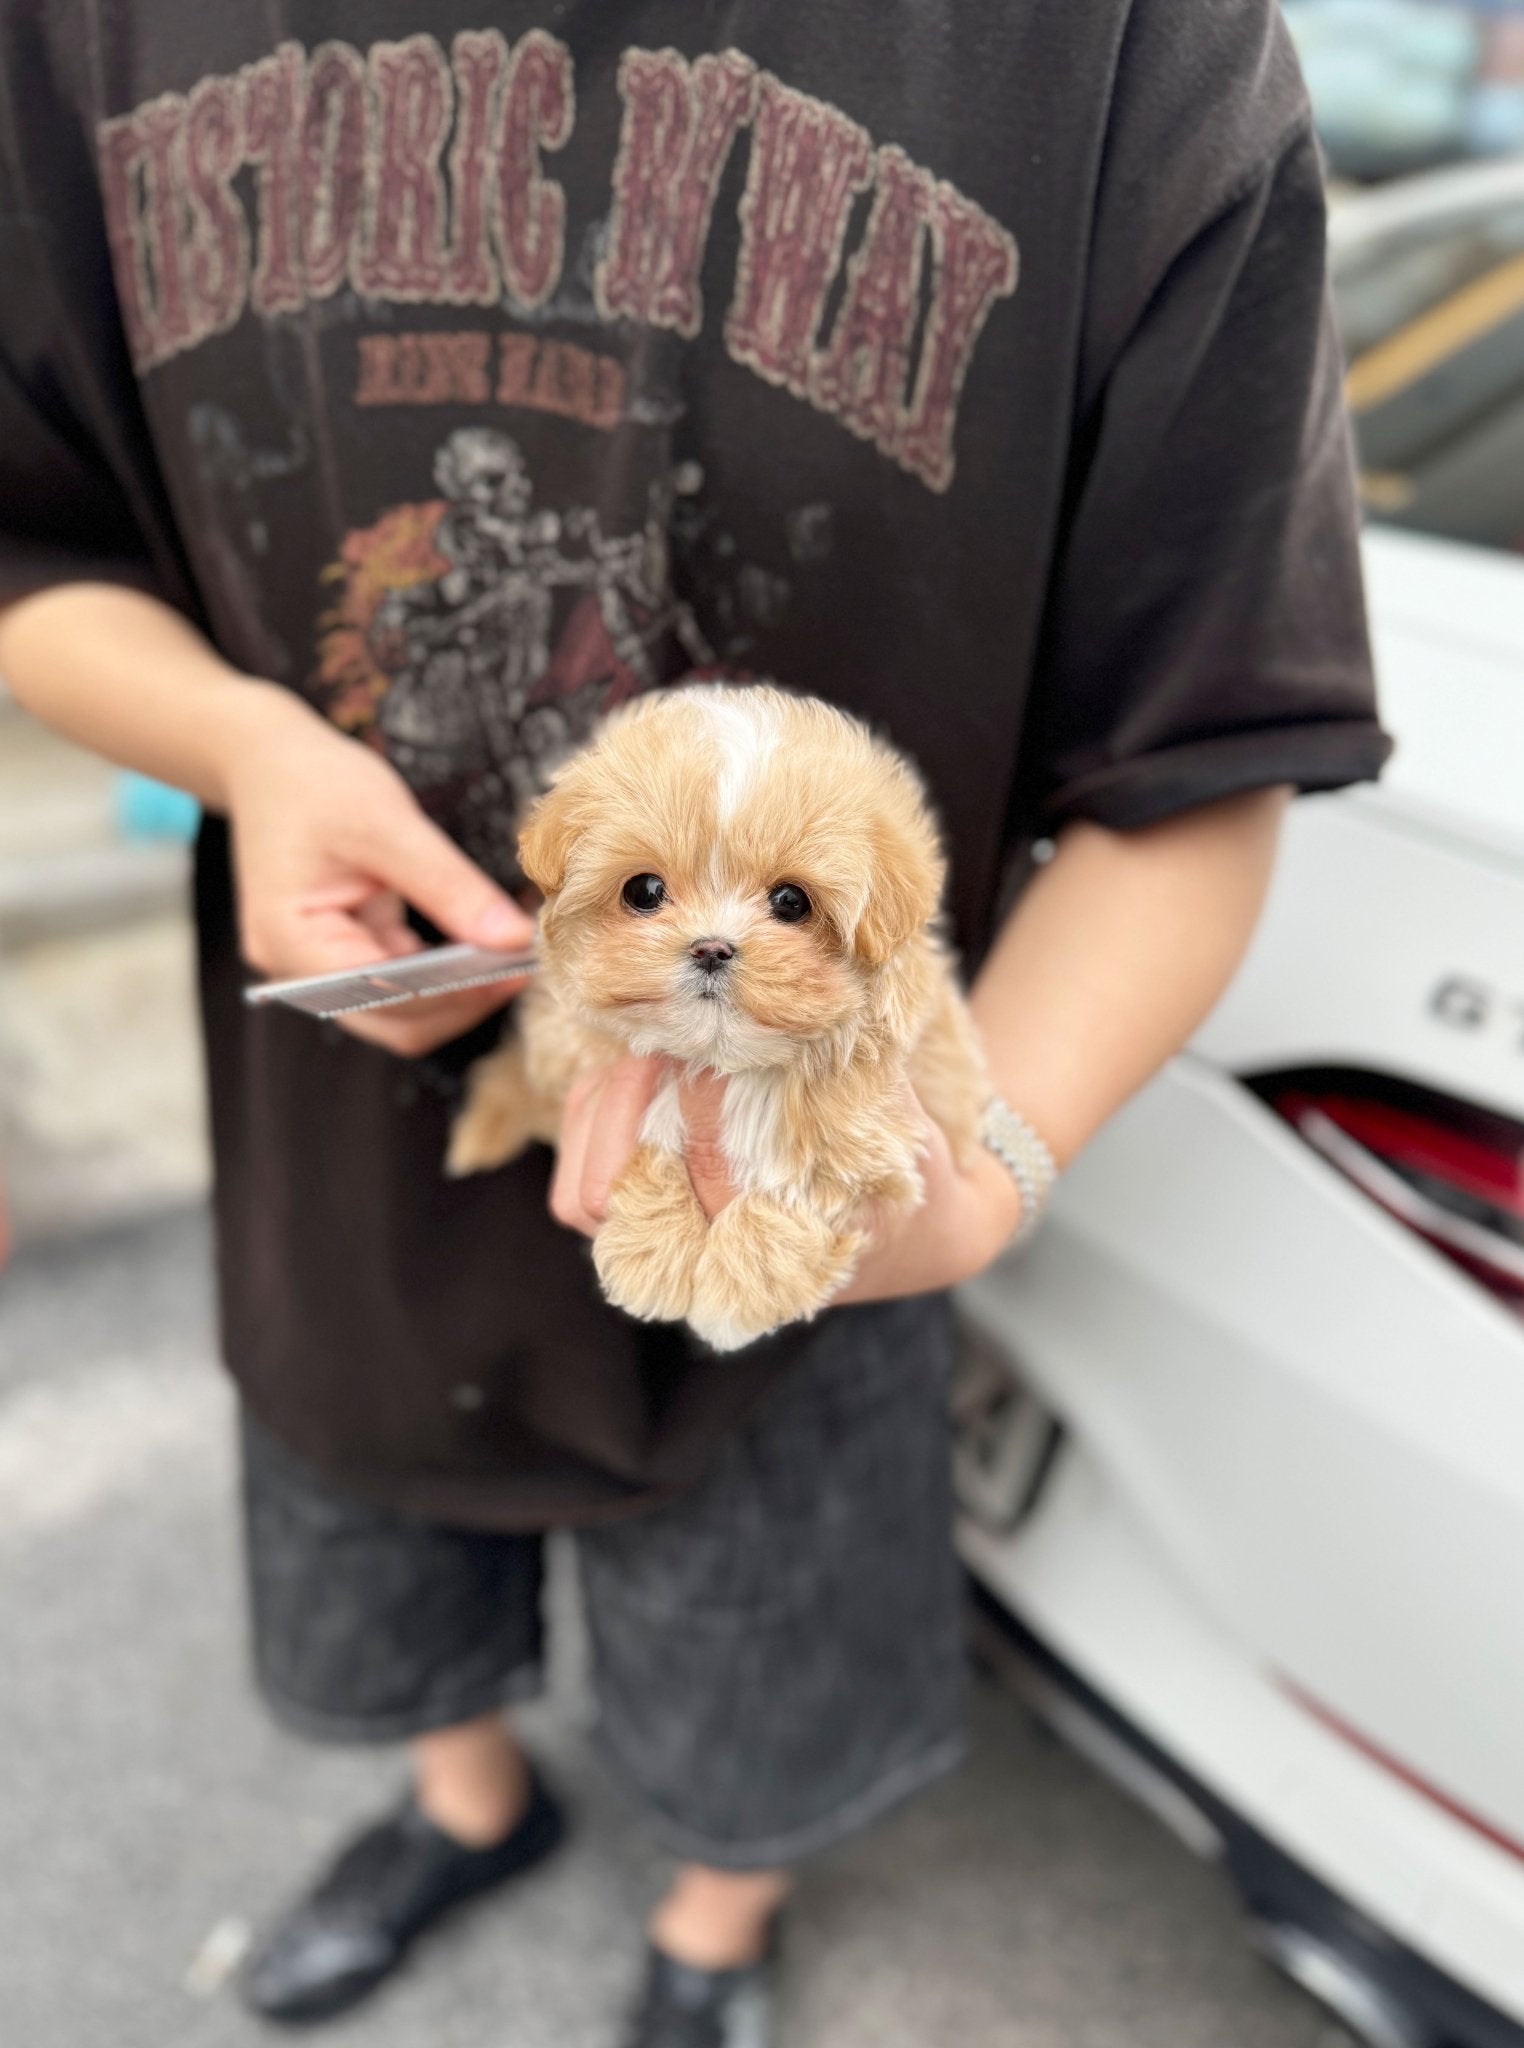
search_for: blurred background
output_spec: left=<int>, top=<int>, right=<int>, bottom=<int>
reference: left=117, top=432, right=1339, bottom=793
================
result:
left=4, top=6, right=1524, bottom=2047
left=0, top=737, right=206, bottom=1248
left=1288, top=0, right=1524, bottom=177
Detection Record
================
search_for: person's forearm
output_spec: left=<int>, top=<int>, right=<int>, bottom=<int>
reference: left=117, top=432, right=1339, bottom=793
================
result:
left=0, top=581, right=310, bottom=810
left=0, top=577, right=531, bottom=1051
left=969, top=787, right=1291, bottom=1170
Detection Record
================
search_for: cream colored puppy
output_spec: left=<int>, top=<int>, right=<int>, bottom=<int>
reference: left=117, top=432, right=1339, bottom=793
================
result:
left=448, top=683, right=990, bottom=1351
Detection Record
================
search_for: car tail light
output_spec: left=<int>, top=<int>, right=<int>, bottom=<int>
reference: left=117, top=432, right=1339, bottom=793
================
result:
left=1250, top=1068, right=1524, bottom=1317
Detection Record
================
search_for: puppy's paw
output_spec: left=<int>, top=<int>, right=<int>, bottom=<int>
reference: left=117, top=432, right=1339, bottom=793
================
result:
left=687, top=1197, right=866, bottom=1352
left=594, top=1148, right=708, bottom=1324
left=445, top=1046, right=536, bottom=1177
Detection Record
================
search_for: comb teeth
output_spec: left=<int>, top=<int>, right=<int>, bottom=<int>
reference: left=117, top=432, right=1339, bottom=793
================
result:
left=244, top=944, right=538, bottom=1018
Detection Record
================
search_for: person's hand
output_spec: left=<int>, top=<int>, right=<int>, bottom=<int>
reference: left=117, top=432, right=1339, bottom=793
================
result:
left=223, top=686, right=535, bottom=1056
left=829, top=1089, right=1023, bottom=1301
left=550, top=1056, right=1025, bottom=1301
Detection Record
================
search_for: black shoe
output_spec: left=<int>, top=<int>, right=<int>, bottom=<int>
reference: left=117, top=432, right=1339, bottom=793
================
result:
left=622, top=1941, right=778, bottom=2048
left=240, top=1770, right=565, bottom=2025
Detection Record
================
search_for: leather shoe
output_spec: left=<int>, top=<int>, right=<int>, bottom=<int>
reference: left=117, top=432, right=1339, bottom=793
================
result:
left=621, top=1939, right=778, bottom=2048
left=240, top=1769, right=565, bottom=2024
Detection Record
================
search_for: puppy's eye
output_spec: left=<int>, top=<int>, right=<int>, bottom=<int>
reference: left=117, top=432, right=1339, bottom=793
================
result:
left=768, top=883, right=812, bottom=925
left=621, top=873, right=667, bottom=914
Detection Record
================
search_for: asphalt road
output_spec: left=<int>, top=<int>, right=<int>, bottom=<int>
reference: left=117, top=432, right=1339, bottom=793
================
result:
left=0, top=1205, right=1354, bottom=2048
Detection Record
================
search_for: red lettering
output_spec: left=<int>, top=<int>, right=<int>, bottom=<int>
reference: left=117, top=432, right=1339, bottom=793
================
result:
left=597, top=47, right=756, bottom=338
left=590, top=352, right=626, bottom=429
left=434, top=330, right=492, bottom=401
left=138, top=95, right=194, bottom=358
left=94, top=36, right=1015, bottom=486
left=809, top=145, right=931, bottom=450
left=493, top=30, right=572, bottom=308
left=243, top=43, right=306, bottom=317
left=300, top=42, right=366, bottom=298
left=538, top=335, right=593, bottom=420
left=98, top=114, right=159, bottom=368
left=356, top=36, right=451, bottom=299
left=491, top=333, right=622, bottom=427
left=725, top=76, right=872, bottom=396
left=444, top=31, right=507, bottom=304
left=355, top=333, right=402, bottom=403
left=184, top=77, right=248, bottom=343
left=496, top=330, right=536, bottom=406
left=356, top=330, right=492, bottom=404
left=894, top=181, right=1018, bottom=492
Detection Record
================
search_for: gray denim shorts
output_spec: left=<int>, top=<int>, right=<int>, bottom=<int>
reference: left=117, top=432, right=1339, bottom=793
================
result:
left=240, top=1296, right=968, bottom=1870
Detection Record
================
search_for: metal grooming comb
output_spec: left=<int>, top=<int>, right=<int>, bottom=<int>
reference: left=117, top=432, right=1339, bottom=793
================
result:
left=243, top=943, right=538, bottom=1019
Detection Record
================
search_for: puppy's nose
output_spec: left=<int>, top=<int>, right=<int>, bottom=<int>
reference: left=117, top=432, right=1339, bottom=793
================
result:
left=689, top=937, right=735, bottom=974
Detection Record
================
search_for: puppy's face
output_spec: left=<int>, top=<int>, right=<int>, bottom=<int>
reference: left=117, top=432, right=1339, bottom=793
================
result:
left=519, top=686, right=943, bottom=1071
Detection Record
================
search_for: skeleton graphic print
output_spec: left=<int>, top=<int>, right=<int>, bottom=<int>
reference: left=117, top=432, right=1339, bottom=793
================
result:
left=316, top=427, right=712, bottom=883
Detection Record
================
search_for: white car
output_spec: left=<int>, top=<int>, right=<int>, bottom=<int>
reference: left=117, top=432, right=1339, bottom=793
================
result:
left=956, top=162, right=1524, bottom=2048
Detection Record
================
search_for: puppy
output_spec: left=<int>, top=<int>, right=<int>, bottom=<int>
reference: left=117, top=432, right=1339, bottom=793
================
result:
left=447, top=683, right=990, bottom=1351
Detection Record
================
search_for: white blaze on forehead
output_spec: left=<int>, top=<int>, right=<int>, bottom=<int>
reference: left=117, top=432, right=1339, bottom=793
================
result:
left=702, top=693, right=780, bottom=821
left=692, top=892, right=753, bottom=940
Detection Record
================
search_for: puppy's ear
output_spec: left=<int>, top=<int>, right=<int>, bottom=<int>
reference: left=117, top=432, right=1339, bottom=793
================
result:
left=517, top=781, right=582, bottom=896
left=853, top=802, right=943, bottom=966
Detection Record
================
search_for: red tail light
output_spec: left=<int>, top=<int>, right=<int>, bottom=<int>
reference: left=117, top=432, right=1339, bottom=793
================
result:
left=1251, top=1069, right=1524, bottom=1316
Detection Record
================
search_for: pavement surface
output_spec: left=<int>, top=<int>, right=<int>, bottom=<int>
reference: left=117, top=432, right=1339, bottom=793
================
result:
left=0, top=1203, right=1356, bottom=2048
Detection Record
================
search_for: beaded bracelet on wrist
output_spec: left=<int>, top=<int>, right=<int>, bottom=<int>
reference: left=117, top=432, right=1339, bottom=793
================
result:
left=978, top=1096, right=1058, bottom=1245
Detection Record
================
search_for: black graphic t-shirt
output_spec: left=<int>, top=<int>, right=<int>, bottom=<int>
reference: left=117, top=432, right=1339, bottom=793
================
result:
left=0, top=0, right=1390, bottom=1525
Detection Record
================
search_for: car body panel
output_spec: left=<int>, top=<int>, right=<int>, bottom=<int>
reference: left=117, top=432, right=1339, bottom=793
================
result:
left=959, top=1051, right=1524, bottom=2024
left=957, top=162, right=1524, bottom=2044
left=959, top=537, right=1524, bottom=2037
left=1194, top=788, right=1524, bottom=1127
left=962, top=1050, right=1524, bottom=1816
left=960, top=1442, right=1524, bottom=2018
left=1360, top=525, right=1524, bottom=873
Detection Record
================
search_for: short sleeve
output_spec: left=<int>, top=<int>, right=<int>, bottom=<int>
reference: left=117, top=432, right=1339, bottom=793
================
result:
left=1026, top=115, right=1392, bottom=832
left=0, top=210, right=164, bottom=608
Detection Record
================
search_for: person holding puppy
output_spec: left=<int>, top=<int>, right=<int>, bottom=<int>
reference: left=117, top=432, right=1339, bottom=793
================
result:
left=0, top=0, right=1388, bottom=2041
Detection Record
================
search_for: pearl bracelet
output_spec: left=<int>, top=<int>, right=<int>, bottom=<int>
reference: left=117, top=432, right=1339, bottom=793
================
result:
left=978, top=1097, right=1058, bottom=1245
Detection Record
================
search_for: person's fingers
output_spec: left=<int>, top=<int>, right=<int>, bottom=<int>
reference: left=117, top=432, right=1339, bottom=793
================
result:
left=337, top=979, right=524, bottom=1056
left=352, top=789, right=534, bottom=950
left=676, top=1068, right=736, bottom=1220
left=830, top=1087, right=1024, bottom=1306
left=578, top=1057, right=663, bottom=1223
left=243, top=899, right=406, bottom=979
left=353, top=889, right=423, bottom=957
left=242, top=888, right=523, bottom=1056
left=337, top=888, right=529, bottom=1049
left=549, top=1069, right=607, bottom=1235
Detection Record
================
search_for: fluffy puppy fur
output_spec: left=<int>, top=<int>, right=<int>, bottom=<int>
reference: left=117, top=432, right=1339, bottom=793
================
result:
left=447, top=683, right=990, bottom=1351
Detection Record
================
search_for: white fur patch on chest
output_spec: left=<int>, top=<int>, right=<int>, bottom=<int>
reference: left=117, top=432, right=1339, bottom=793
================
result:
left=639, top=1074, right=687, bottom=1155
left=639, top=1068, right=794, bottom=1198
left=720, top=1069, right=794, bottom=1196
left=702, top=693, right=779, bottom=822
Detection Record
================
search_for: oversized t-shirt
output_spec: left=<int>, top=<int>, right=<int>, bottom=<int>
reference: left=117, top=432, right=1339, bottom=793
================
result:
left=0, top=0, right=1390, bottom=1526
